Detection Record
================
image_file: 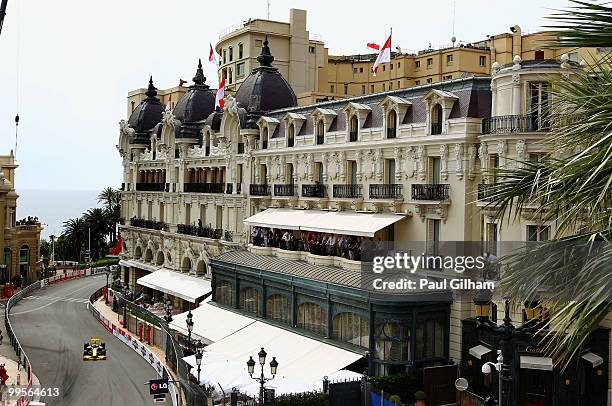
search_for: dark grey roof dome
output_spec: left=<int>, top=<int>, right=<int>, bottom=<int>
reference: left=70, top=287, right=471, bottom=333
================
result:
left=128, top=77, right=164, bottom=144
left=173, top=59, right=215, bottom=127
left=235, top=36, right=297, bottom=121
left=205, top=106, right=248, bottom=131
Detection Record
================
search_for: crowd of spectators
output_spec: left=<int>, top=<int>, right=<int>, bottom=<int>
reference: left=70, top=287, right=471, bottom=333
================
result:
left=16, top=216, right=39, bottom=225
left=252, top=227, right=375, bottom=261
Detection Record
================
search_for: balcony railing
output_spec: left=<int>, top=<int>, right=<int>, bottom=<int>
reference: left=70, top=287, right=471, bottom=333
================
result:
left=431, top=122, right=443, bottom=135
left=482, top=114, right=551, bottom=134
left=369, top=184, right=403, bottom=200
left=183, top=183, right=225, bottom=194
left=386, top=127, right=397, bottom=139
left=176, top=224, right=232, bottom=241
left=477, top=184, right=499, bottom=201
left=349, top=131, right=358, bottom=142
left=130, top=217, right=169, bottom=231
left=333, top=184, right=363, bottom=199
left=411, top=184, right=450, bottom=201
left=302, top=184, right=326, bottom=198
left=274, top=184, right=296, bottom=197
left=316, top=135, right=324, bottom=145
left=136, top=183, right=167, bottom=192
left=250, top=184, right=270, bottom=196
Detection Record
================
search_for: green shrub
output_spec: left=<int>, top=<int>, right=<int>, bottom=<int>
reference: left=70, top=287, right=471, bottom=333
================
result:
left=275, top=391, right=328, bottom=406
left=414, top=390, right=426, bottom=400
left=369, top=374, right=420, bottom=403
left=389, top=394, right=402, bottom=405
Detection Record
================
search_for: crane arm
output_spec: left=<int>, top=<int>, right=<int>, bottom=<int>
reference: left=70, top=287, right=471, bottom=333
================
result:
left=0, top=0, right=8, bottom=37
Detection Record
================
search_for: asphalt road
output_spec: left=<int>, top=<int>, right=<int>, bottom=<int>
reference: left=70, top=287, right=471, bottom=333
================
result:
left=9, top=276, right=171, bottom=406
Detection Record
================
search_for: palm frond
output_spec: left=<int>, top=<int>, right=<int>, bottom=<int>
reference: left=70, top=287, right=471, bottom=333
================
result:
left=547, top=1, right=612, bottom=48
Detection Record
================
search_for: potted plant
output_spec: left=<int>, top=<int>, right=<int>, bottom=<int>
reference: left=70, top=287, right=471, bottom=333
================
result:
left=389, top=394, right=402, bottom=405
left=414, top=390, right=426, bottom=406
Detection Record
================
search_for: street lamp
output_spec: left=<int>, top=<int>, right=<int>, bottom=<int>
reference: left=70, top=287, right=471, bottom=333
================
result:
left=474, top=288, right=493, bottom=319
left=195, top=340, right=203, bottom=384
left=186, top=309, right=194, bottom=353
left=247, top=347, right=278, bottom=405
left=455, top=378, right=495, bottom=406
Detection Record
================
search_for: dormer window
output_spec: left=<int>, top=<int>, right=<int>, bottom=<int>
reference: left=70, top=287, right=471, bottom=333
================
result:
left=342, top=102, right=370, bottom=143
left=379, top=95, right=411, bottom=140
left=349, top=116, right=358, bottom=142
left=288, top=124, right=295, bottom=147
left=387, top=110, right=397, bottom=139
left=423, top=89, right=458, bottom=135
left=310, top=108, right=337, bottom=146
left=262, top=127, right=269, bottom=149
left=431, top=104, right=443, bottom=135
left=316, top=120, right=325, bottom=145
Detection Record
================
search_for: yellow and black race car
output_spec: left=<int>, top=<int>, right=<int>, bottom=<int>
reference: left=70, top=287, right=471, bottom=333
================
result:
left=83, top=337, right=106, bottom=360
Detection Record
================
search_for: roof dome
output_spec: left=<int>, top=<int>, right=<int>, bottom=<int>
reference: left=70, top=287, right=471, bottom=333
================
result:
left=173, top=59, right=215, bottom=137
left=128, top=77, right=164, bottom=145
left=235, top=36, right=297, bottom=123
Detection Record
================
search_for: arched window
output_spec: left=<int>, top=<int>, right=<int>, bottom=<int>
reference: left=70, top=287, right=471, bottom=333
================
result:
left=262, top=128, right=269, bottom=149
left=266, top=294, right=291, bottom=324
left=240, top=287, right=261, bottom=315
left=415, top=318, right=444, bottom=360
left=297, top=302, right=327, bottom=335
left=333, top=312, right=369, bottom=348
left=431, top=104, right=443, bottom=135
left=288, top=124, right=295, bottom=147
left=316, top=120, right=325, bottom=145
left=374, top=320, right=411, bottom=363
left=181, top=256, right=192, bottom=273
left=349, top=115, right=358, bottom=142
left=216, top=280, right=234, bottom=306
left=387, top=110, right=397, bottom=139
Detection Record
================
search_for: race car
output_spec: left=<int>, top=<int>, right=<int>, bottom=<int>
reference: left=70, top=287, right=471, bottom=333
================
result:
left=83, top=337, right=106, bottom=360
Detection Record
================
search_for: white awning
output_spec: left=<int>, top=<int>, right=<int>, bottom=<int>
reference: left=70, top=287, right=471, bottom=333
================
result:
left=119, top=259, right=159, bottom=273
left=520, top=355, right=554, bottom=371
left=469, top=344, right=493, bottom=360
left=244, top=208, right=406, bottom=237
left=169, top=300, right=255, bottom=345
left=581, top=352, right=604, bottom=367
left=136, top=269, right=212, bottom=303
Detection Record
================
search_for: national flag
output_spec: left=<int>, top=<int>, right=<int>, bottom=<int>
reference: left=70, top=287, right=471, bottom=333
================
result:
left=367, top=43, right=380, bottom=51
left=372, top=32, right=392, bottom=76
left=215, top=78, right=225, bottom=109
left=209, top=43, right=217, bottom=65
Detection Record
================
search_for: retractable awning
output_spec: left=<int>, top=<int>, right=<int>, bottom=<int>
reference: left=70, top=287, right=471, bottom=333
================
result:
left=136, top=269, right=212, bottom=303
left=469, top=344, right=493, bottom=360
left=581, top=352, right=604, bottom=367
left=243, top=208, right=406, bottom=237
left=520, top=355, right=554, bottom=371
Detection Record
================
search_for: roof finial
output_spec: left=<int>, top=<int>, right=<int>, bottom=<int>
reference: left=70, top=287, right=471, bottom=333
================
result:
left=146, top=76, right=158, bottom=98
left=257, top=35, right=274, bottom=67
left=193, top=58, right=206, bottom=85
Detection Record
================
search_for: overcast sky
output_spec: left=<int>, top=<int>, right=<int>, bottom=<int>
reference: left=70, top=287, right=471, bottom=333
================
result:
left=0, top=0, right=571, bottom=191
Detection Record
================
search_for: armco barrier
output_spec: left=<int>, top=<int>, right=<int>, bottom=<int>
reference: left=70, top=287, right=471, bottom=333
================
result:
left=6, top=267, right=109, bottom=406
left=87, top=288, right=180, bottom=406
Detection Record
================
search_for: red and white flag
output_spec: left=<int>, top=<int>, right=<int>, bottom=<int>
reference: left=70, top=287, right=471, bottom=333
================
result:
left=366, top=43, right=380, bottom=51
left=372, top=32, right=392, bottom=76
left=209, top=43, right=217, bottom=65
left=215, top=78, right=225, bottom=109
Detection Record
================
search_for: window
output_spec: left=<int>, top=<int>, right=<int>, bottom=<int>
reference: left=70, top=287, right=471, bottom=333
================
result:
left=359, top=67, right=364, bottom=73
left=389, top=82, right=393, bottom=90
left=255, top=39, right=263, bottom=47
left=240, top=287, right=260, bottom=315
left=415, top=60, right=421, bottom=69
left=397, top=80, right=400, bottom=88
left=297, top=302, right=327, bottom=335
left=443, top=75, right=452, bottom=80
left=386, top=159, right=396, bottom=184
left=309, top=46, right=315, bottom=53
left=431, top=103, right=443, bottom=134
left=535, top=50, right=545, bottom=60
left=228, top=68, right=233, bottom=84
left=486, top=222, right=498, bottom=255
left=238, top=43, right=243, bottom=59
left=415, top=318, right=444, bottom=360
left=316, top=120, right=325, bottom=144
left=333, top=312, right=369, bottom=348
left=222, top=68, right=227, bottom=80
left=361, top=85, right=366, bottom=95
left=426, top=78, right=433, bottom=84
left=427, top=219, right=441, bottom=256
left=288, top=124, right=295, bottom=147
left=236, top=62, right=245, bottom=78
left=446, top=54, right=454, bottom=65
left=350, top=115, right=358, bottom=142
left=415, top=80, right=420, bottom=86
left=353, top=67, right=358, bottom=73
left=3, top=248, right=11, bottom=283
left=528, top=82, right=551, bottom=130
left=370, top=84, right=374, bottom=93
left=390, top=63, right=393, bottom=70
left=374, top=320, right=411, bottom=364
left=382, top=83, right=386, bottom=91
left=427, top=57, right=433, bottom=67
left=479, top=55, right=487, bottom=66
left=216, top=280, right=234, bottom=306
left=222, top=49, right=226, bottom=64
left=529, top=153, right=548, bottom=164
left=330, top=84, right=335, bottom=93
left=383, top=65, right=386, bottom=71
left=397, top=62, right=401, bottom=68
left=527, top=225, right=550, bottom=241
left=262, top=128, right=269, bottom=149
left=266, top=295, right=291, bottom=324
left=344, top=84, right=348, bottom=95
left=229, top=46, right=233, bottom=62
left=387, top=110, right=397, bottom=139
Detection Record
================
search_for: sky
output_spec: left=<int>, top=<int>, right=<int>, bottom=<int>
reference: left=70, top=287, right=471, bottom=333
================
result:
left=0, top=0, right=573, bottom=191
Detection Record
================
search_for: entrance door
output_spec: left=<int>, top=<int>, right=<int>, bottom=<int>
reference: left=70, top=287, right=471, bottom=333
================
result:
left=520, top=369, right=553, bottom=406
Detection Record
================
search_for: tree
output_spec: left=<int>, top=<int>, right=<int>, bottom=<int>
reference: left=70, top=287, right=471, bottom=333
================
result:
left=98, top=186, right=121, bottom=242
left=83, top=208, right=110, bottom=260
left=62, top=217, right=87, bottom=261
left=486, top=0, right=612, bottom=368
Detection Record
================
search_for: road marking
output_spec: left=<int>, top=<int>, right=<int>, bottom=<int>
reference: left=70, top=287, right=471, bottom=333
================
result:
left=10, top=280, right=102, bottom=316
left=24, top=296, right=90, bottom=304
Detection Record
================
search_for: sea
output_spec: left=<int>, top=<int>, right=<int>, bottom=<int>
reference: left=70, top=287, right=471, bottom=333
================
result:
left=16, top=189, right=103, bottom=240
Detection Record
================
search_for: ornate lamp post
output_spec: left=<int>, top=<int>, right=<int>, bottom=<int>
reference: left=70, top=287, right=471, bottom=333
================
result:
left=473, top=290, right=544, bottom=406
left=186, top=310, right=194, bottom=353
left=195, top=339, right=203, bottom=384
left=247, top=347, right=278, bottom=405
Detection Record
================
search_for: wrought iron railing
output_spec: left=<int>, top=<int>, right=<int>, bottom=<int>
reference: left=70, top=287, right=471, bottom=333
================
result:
left=183, top=183, right=225, bottom=194
left=333, top=184, right=363, bottom=199
left=369, top=184, right=403, bottom=200
left=274, top=184, right=297, bottom=197
left=136, top=182, right=167, bottom=192
left=177, top=224, right=223, bottom=240
left=302, top=184, right=326, bottom=198
left=130, top=217, right=169, bottom=231
left=482, top=114, right=550, bottom=134
left=250, top=184, right=270, bottom=196
left=411, top=184, right=450, bottom=201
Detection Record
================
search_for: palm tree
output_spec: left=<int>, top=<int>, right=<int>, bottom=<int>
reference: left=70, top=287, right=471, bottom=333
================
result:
left=485, top=0, right=612, bottom=368
left=83, top=208, right=110, bottom=260
left=98, top=187, right=121, bottom=242
left=62, top=217, right=87, bottom=261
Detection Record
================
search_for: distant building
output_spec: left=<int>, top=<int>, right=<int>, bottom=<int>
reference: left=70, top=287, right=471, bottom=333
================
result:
left=0, top=151, right=42, bottom=285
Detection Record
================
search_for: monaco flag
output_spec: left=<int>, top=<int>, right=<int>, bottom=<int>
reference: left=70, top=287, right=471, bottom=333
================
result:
left=372, top=32, right=391, bottom=76
left=209, top=43, right=217, bottom=65
left=215, top=78, right=225, bottom=109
